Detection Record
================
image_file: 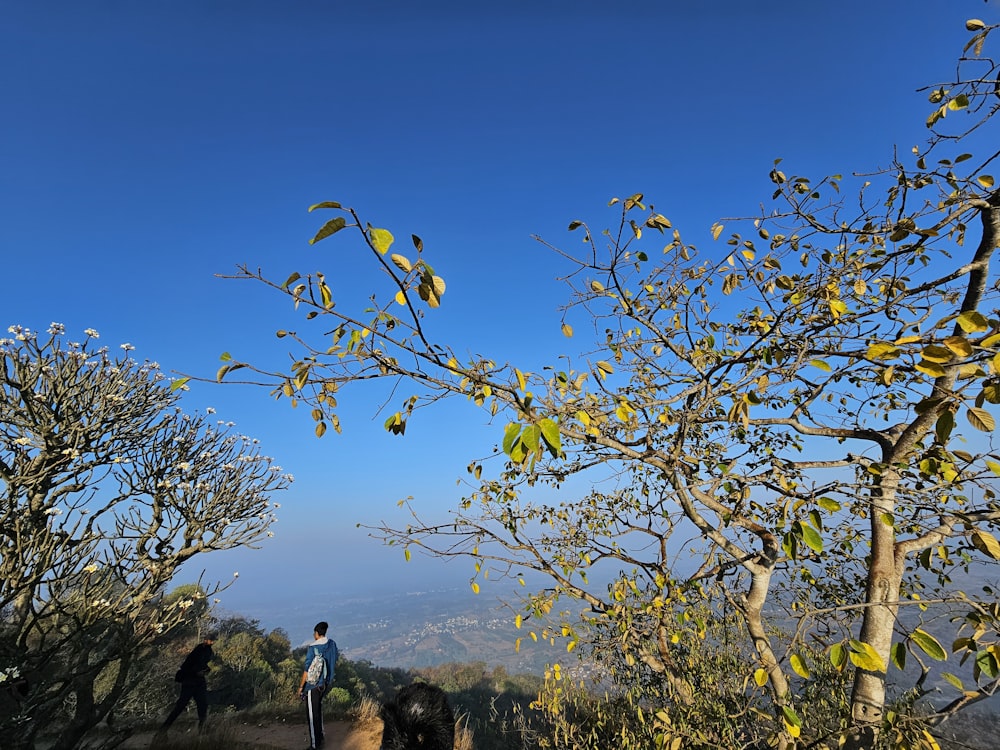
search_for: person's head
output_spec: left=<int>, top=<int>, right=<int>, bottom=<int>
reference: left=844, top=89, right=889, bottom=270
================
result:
left=204, top=632, right=219, bottom=644
left=314, top=621, right=328, bottom=638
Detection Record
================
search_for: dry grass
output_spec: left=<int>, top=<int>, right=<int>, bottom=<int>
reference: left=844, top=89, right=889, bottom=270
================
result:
left=454, top=711, right=475, bottom=750
left=349, top=693, right=383, bottom=723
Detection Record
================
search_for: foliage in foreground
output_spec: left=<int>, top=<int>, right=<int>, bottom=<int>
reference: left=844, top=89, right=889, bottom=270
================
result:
left=219, top=11, right=1000, bottom=750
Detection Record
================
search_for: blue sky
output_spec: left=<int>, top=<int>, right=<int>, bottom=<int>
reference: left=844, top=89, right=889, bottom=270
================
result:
left=3, top=0, right=998, bottom=641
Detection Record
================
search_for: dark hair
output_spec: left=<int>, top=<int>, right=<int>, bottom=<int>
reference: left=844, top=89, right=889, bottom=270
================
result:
left=314, top=621, right=328, bottom=636
left=204, top=632, right=219, bottom=642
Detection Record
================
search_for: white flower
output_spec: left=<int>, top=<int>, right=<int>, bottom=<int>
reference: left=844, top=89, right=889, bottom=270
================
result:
left=233, top=571, right=239, bottom=578
left=48, top=322, right=65, bottom=335
left=83, top=563, right=98, bottom=573
left=13, top=436, right=31, bottom=446
left=84, top=328, right=100, bottom=338
left=206, top=407, right=216, bottom=414
left=0, top=666, right=22, bottom=683
left=120, top=343, right=135, bottom=352
left=178, top=599, right=194, bottom=610
left=177, top=462, right=191, bottom=472
left=266, top=531, right=274, bottom=537
left=44, top=507, right=63, bottom=516
left=7, top=325, right=23, bottom=335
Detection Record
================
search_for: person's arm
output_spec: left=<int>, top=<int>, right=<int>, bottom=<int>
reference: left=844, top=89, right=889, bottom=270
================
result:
left=297, top=646, right=311, bottom=694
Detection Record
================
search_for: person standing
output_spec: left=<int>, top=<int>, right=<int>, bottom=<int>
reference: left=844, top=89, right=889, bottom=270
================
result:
left=298, top=621, right=338, bottom=750
left=158, top=632, right=217, bottom=736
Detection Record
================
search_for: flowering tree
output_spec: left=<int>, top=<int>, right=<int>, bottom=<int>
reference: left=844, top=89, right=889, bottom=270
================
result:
left=0, top=325, right=291, bottom=750
left=222, top=14, right=1000, bottom=750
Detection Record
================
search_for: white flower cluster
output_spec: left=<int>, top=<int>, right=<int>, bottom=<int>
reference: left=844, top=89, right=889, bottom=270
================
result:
left=0, top=666, right=21, bottom=683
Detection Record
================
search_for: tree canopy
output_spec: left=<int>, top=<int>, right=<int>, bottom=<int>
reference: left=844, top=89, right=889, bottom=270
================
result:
left=0, top=325, right=291, bottom=750
left=222, top=15, right=1000, bottom=750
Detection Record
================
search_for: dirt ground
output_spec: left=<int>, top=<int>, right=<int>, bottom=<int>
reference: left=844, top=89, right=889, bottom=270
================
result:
left=119, top=717, right=385, bottom=750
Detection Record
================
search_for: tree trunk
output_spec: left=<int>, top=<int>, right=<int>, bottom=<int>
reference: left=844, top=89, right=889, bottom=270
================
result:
left=844, top=471, right=904, bottom=750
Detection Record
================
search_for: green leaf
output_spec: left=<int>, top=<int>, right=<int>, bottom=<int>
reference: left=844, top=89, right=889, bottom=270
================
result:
left=818, top=497, right=842, bottom=512
left=890, top=642, right=906, bottom=671
left=829, top=643, right=847, bottom=669
left=977, top=175, right=995, bottom=188
left=799, top=524, right=823, bottom=554
left=967, top=407, right=996, bottom=432
left=538, top=418, right=562, bottom=458
left=780, top=705, right=801, bottom=728
left=307, top=201, right=343, bottom=212
left=502, top=423, right=522, bottom=455
left=810, top=359, right=832, bottom=372
left=911, top=629, right=947, bottom=661
left=310, top=216, right=347, bottom=244
left=370, top=227, right=395, bottom=255
left=976, top=649, right=999, bottom=678
left=170, top=377, right=190, bottom=391
left=282, top=272, right=302, bottom=290
left=942, top=672, right=964, bottom=691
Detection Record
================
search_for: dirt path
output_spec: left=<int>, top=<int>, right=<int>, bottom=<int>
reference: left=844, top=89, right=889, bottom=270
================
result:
left=120, top=718, right=383, bottom=750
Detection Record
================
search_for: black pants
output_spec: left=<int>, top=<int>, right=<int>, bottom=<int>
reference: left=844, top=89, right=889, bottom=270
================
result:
left=162, top=678, right=208, bottom=729
left=305, top=685, right=326, bottom=748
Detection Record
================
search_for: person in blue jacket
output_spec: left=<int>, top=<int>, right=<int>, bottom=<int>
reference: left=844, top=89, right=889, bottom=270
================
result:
left=297, top=620, right=338, bottom=750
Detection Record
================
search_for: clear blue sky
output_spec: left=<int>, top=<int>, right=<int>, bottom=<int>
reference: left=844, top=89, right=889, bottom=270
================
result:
left=3, top=0, right=997, bottom=640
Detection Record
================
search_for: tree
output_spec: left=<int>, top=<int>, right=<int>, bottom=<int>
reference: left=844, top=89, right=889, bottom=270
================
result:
left=222, top=16, right=1000, bottom=750
left=0, top=325, right=290, bottom=750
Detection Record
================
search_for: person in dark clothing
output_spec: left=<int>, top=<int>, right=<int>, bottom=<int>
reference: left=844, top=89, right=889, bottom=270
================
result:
left=297, top=621, right=337, bottom=750
left=158, top=632, right=217, bottom=735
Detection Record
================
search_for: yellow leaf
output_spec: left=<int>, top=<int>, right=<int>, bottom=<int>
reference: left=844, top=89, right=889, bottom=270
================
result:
left=967, top=406, right=996, bottom=432
left=810, top=359, right=832, bottom=372
left=515, top=368, right=526, bottom=391
left=916, top=360, right=947, bottom=378
left=370, top=227, right=394, bottom=254
left=471, top=581, right=480, bottom=594
left=394, top=290, right=407, bottom=305
left=977, top=175, right=995, bottom=188
left=943, top=336, right=974, bottom=358
left=753, top=668, right=768, bottom=687
left=972, top=529, right=1000, bottom=560
left=390, top=253, right=412, bottom=273
left=515, top=614, right=522, bottom=629
left=790, top=654, right=811, bottom=679
left=711, top=222, right=724, bottom=241
left=561, top=322, right=574, bottom=338
left=404, top=548, right=411, bottom=562
left=849, top=640, right=886, bottom=672
left=922, top=344, right=954, bottom=363
left=957, top=311, right=989, bottom=333
left=867, top=342, right=900, bottom=360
